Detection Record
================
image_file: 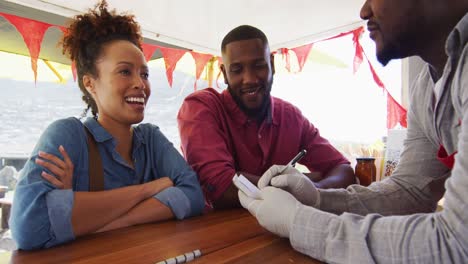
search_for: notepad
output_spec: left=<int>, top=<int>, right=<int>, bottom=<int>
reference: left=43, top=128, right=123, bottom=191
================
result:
left=233, top=174, right=262, bottom=199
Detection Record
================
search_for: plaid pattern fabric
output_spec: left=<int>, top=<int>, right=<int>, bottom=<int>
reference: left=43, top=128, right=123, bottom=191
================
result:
left=289, top=13, right=468, bottom=263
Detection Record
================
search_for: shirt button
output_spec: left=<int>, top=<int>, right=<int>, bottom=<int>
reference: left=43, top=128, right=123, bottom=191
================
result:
left=207, top=184, right=216, bottom=192
left=258, top=134, right=262, bottom=139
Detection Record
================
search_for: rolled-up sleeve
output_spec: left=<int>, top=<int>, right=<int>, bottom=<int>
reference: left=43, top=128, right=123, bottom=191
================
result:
left=151, top=126, right=204, bottom=218
left=10, top=118, right=83, bottom=250
left=153, top=187, right=191, bottom=219
left=45, top=189, right=75, bottom=245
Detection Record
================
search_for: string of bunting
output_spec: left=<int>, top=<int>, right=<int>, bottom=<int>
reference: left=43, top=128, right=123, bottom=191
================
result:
left=278, top=27, right=407, bottom=129
left=0, top=12, right=407, bottom=129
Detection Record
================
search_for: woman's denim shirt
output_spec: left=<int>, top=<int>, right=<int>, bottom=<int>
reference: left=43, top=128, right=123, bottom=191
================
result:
left=11, top=117, right=204, bottom=250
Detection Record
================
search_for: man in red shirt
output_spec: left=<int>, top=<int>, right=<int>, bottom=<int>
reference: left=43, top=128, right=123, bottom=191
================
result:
left=177, top=25, right=355, bottom=209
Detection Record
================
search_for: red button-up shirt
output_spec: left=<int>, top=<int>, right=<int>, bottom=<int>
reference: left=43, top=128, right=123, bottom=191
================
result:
left=177, top=88, right=349, bottom=204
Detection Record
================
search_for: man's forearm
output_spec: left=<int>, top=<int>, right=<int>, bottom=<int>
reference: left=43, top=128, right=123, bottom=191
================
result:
left=213, top=183, right=242, bottom=210
left=213, top=171, right=259, bottom=210
left=314, top=164, right=355, bottom=189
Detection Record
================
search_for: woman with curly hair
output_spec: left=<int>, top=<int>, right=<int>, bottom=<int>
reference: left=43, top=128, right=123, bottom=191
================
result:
left=10, top=1, right=204, bottom=250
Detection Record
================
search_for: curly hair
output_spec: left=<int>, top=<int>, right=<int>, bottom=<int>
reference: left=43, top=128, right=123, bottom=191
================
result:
left=61, top=0, right=143, bottom=118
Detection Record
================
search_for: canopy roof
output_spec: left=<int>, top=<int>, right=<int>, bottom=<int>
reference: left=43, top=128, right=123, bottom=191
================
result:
left=1, top=0, right=365, bottom=63
left=0, top=0, right=408, bottom=129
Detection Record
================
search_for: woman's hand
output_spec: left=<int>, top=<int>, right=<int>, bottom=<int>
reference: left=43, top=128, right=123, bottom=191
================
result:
left=35, top=145, right=74, bottom=189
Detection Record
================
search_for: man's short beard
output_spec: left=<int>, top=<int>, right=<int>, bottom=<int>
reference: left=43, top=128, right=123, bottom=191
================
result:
left=377, top=49, right=394, bottom=66
left=377, top=27, right=420, bottom=66
left=228, top=80, right=273, bottom=119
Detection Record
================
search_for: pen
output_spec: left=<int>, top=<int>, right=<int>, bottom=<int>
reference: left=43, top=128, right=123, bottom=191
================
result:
left=156, top=249, right=202, bottom=264
left=281, top=149, right=307, bottom=173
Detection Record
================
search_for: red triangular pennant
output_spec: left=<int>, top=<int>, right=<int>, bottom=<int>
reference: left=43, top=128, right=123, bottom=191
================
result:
left=365, top=55, right=385, bottom=90
left=362, top=50, right=407, bottom=129
left=158, top=47, right=186, bottom=87
left=141, top=43, right=159, bottom=62
left=71, top=61, right=77, bottom=82
left=280, top=48, right=291, bottom=72
left=1, top=13, right=52, bottom=83
left=387, top=93, right=408, bottom=129
left=291, top=43, right=313, bottom=73
left=190, top=51, right=213, bottom=91
left=352, top=28, right=364, bottom=74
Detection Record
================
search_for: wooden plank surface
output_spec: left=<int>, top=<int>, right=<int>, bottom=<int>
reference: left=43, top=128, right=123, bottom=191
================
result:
left=10, top=209, right=321, bottom=264
left=192, top=233, right=320, bottom=264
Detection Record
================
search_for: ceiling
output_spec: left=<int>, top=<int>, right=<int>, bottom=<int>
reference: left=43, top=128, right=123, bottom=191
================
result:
left=0, top=0, right=365, bottom=64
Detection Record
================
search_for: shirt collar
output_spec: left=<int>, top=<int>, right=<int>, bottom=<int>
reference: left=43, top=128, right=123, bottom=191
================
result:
left=221, top=89, right=278, bottom=126
left=446, top=12, right=468, bottom=59
left=83, top=117, right=145, bottom=149
left=83, top=117, right=113, bottom=143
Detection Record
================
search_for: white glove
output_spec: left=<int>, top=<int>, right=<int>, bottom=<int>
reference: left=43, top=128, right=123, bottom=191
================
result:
left=258, top=165, right=320, bottom=208
left=238, top=187, right=299, bottom=238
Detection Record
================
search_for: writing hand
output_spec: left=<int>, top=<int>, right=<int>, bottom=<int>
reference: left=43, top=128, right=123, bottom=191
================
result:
left=258, top=165, right=320, bottom=208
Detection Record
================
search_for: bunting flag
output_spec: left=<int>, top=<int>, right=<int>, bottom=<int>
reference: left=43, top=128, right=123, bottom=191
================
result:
left=352, top=27, right=364, bottom=74
left=363, top=51, right=407, bottom=128
left=158, top=46, right=186, bottom=87
left=323, top=27, right=359, bottom=41
left=71, top=61, right=77, bottom=82
left=280, top=48, right=292, bottom=72
left=141, top=43, right=159, bottom=62
left=387, top=93, right=408, bottom=128
left=190, top=51, right=213, bottom=91
left=1, top=13, right=52, bottom=83
left=290, top=43, right=313, bottom=73
left=0, top=11, right=407, bottom=129
left=280, top=26, right=407, bottom=129
left=322, top=27, right=365, bottom=74
left=316, top=26, right=406, bottom=128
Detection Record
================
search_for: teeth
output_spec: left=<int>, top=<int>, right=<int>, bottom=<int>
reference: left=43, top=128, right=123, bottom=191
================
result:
left=126, top=97, right=145, bottom=104
left=244, top=89, right=258, bottom=94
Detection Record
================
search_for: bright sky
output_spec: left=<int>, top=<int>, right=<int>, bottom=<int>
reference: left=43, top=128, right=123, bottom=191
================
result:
left=271, top=32, right=401, bottom=145
left=1, top=29, right=402, bottom=148
left=0, top=51, right=72, bottom=82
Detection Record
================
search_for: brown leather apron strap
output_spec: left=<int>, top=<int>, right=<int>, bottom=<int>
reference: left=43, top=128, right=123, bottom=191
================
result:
left=84, top=126, right=104, bottom=191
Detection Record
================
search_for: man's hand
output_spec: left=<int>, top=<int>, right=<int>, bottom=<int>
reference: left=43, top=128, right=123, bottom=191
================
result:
left=36, top=145, right=74, bottom=189
left=238, top=187, right=299, bottom=238
left=258, top=165, right=320, bottom=208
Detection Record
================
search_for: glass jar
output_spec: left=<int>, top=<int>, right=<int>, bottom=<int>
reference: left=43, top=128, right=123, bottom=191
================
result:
left=355, top=157, right=376, bottom=186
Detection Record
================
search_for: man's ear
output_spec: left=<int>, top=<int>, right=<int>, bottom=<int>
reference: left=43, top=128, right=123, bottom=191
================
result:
left=82, top=75, right=95, bottom=95
left=220, top=64, right=229, bottom=85
left=270, top=53, right=275, bottom=75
